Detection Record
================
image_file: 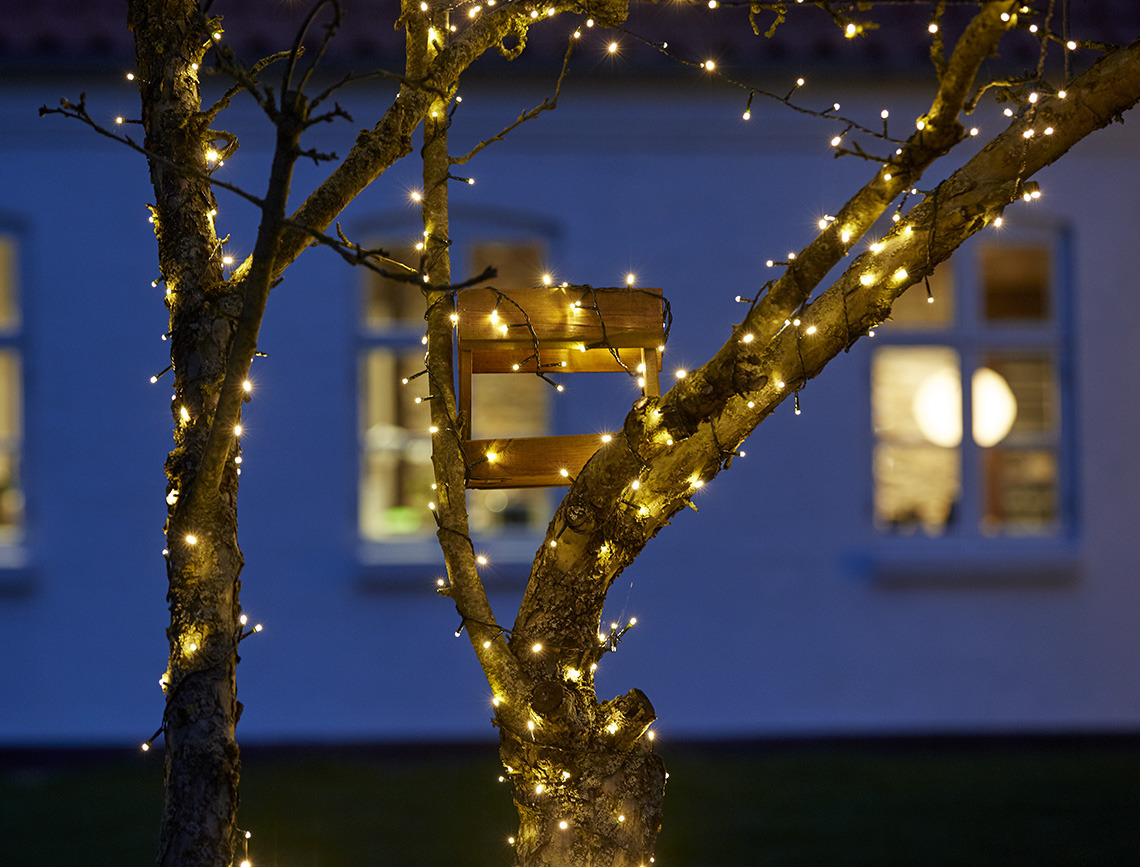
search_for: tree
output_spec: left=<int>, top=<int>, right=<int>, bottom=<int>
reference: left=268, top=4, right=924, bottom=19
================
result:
left=42, top=0, right=1140, bottom=864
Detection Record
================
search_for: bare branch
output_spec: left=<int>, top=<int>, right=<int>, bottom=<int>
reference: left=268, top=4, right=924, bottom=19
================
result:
left=451, top=33, right=577, bottom=166
left=39, top=94, right=266, bottom=209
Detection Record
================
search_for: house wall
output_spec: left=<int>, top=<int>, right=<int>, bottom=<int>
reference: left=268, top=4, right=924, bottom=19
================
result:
left=1, top=70, right=1138, bottom=744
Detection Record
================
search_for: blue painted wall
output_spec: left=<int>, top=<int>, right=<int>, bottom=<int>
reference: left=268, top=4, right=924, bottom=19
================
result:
left=2, top=69, right=1139, bottom=744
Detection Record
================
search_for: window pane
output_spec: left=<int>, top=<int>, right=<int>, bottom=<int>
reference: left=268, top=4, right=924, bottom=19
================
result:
left=980, top=243, right=1050, bottom=321
left=885, top=259, right=953, bottom=329
left=362, top=246, right=425, bottom=328
left=873, top=345, right=961, bottom=445
left=0, top=350, right=22, bottom=535
left=0, top=235, right=18, bottom=331
left=872, top=346, right=962, bottom=533
left=874, top=444, right=960, bottom=533
left=359, top=349, right=434, bottom=539
left=982, top=354, right=1056, bottom=439
left=982, top=448, right=1057, bottom=535
left=471, top=373, right=548, bottom=439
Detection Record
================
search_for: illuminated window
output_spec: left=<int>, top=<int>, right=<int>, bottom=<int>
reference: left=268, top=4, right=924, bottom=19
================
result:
left=358, top=241, right=550, bottom=540
left=0, top=233, right=23, bottom=543
left=871, top=232, right=1067, bottom=537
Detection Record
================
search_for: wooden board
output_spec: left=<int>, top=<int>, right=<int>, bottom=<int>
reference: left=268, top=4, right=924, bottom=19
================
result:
left=457, top=286, right=664, bottom=361
left=463, top=433, right=608, bottom=489
left=468, top=345, right=659, bottom=375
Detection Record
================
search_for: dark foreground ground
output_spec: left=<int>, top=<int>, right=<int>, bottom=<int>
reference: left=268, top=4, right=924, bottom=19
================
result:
left=2, top=735, right=1137, bottom=865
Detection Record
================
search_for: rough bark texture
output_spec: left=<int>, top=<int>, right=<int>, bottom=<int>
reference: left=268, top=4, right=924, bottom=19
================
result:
left=128, top=2, right=244, bottom=864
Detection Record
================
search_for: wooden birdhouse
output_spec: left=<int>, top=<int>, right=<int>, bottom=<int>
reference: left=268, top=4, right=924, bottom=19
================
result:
left=457, top=285, right=667, bottom=488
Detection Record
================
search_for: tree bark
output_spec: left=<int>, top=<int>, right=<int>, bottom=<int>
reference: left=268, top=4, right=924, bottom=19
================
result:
left=127, top=3, right=244, bottom=865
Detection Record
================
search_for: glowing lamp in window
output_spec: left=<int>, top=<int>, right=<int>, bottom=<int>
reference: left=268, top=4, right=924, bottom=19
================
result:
left=912, top=365, right=1017, bottom=448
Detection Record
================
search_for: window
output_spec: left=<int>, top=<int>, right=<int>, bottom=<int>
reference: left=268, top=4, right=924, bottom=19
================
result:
left=358, top=240, right=550, bottom=542
left=0, top=233, right=23, bottom=544
left=871, top=229, right=1069, bottom=538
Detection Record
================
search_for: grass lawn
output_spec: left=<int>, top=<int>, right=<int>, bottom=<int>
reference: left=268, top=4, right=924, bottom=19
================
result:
left=2, top=737, right=1137, bottom=865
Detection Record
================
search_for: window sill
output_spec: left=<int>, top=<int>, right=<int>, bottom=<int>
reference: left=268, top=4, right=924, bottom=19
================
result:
left=356, top=534, right=542, bottom=595
left=853, top=536, right=1082, bottom=588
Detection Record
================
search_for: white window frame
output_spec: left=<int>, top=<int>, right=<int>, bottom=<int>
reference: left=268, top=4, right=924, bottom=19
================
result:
left=867, top=220, right=1080, bottom=582
left=354, top=207, right=562, bottom=589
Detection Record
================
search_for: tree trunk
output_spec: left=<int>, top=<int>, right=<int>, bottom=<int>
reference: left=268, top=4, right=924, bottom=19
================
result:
left=500, top=684, right=666, bottom=867
left=128, top=2, right=245, bottom=862
left=128, top=2, right=308, bottom=863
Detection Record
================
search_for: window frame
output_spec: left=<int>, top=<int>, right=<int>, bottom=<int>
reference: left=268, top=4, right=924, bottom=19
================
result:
left=353, top=206, right=563, bottom=589
left=865, top=220, right=1080, bottom=581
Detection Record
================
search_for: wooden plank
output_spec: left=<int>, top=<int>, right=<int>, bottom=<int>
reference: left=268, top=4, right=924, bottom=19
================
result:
left=469, top=345, right=661, bottom=375
left=641, top=347, right=660, bottom=397
left=457, top=286, right=664, bottom=352
left=463, top=433, right=609, bottom=488
left=457, top=349, right=473, bottom=439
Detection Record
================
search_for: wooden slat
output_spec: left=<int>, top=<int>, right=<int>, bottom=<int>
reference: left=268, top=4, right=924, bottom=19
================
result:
left=457, top=349, right=473, bottom=439
left=457, top=286, right=664, bottom=352
left=641, top=347, right=660, bottom=397
left=470, top=345, right=661, bottom=375
left=463, top=434, right=609, bottom=489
